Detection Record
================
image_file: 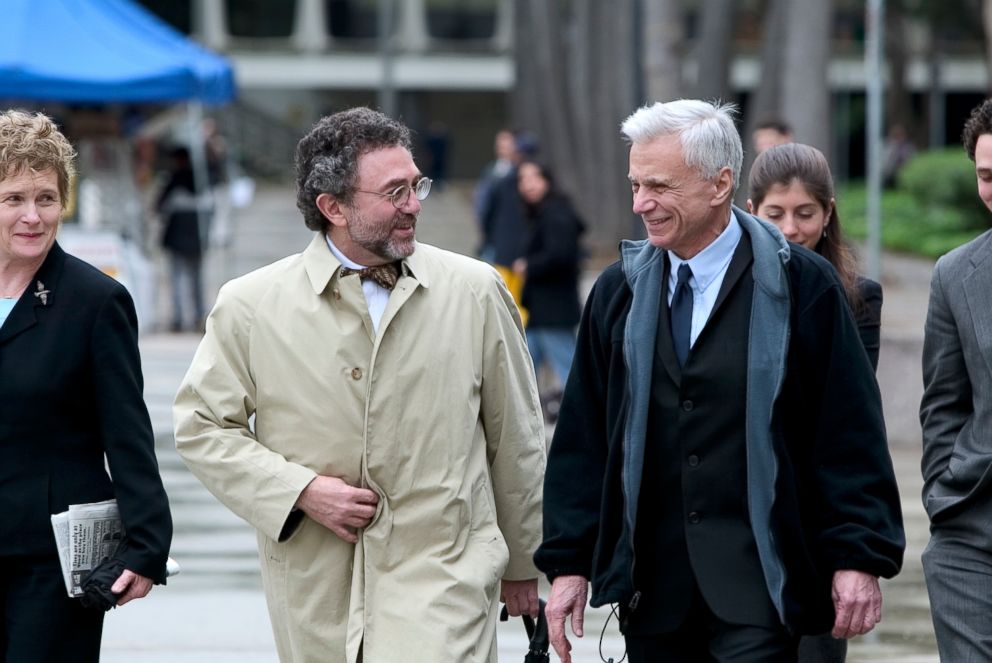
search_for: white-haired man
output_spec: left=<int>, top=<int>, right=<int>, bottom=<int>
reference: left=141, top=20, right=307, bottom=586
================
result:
left=536, top=99, right=904, bottom=662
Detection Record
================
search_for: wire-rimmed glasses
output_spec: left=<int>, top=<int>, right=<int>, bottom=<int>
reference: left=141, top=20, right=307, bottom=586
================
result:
left=354, top=177, right=432, bottom=209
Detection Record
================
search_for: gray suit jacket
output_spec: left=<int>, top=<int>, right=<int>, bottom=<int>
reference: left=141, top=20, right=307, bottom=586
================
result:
left=921, top=229, right=992, bottom=524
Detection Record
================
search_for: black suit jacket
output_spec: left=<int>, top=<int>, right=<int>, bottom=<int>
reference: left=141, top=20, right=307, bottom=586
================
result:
left=0, top=243, right=172, bottom=582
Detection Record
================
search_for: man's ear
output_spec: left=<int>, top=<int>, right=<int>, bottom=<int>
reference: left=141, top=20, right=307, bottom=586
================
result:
left=711, top=167, right=735, bottom=207
left=316, top=193, right=347, bottom=228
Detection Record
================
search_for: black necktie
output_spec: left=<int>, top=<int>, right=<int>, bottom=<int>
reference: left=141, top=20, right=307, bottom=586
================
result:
left=670, top=263, right=693, bottom=367
left=340, top=263, right=400, bottom=290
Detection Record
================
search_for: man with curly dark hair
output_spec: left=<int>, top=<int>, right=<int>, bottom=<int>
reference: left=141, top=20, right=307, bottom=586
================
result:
left=175, top=108, right=545, bottom=662
left=921, top=97, right=992, bottom=661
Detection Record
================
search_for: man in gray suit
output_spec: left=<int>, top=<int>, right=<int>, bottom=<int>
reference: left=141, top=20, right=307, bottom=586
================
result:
left=921, top=97, right=992, bottom=661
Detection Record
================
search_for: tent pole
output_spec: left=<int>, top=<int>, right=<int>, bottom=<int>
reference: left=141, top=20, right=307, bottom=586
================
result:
left=186, top=101, right=211, bottom=250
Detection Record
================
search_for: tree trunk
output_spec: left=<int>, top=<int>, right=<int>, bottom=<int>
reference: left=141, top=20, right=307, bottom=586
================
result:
left=642, top=0, right=684, bottom=103
left=886, top=0, right=914, bottom=134
left=744, top=0, right=788, bottom=149
left=780, top=0, right=833, bottom=154
left=513, top=0, right=642, bottom=248
left=983, top=0, right=992, bottom=93
left=694, top=0, right=736, bottom=101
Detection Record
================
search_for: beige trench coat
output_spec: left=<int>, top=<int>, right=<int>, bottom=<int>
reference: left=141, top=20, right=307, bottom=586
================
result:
left=174, top=235, right=545, bottom=662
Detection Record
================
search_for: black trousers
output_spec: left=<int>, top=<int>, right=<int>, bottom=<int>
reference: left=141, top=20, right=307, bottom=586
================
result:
left=625, top=585, right=798, bottom=663
left=1, top=555, right=104, bottom=663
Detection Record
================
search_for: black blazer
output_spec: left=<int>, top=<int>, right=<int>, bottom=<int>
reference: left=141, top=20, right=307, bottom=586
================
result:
left=0, top=243, right=172, bottom=582
left=854, top=276, right=883, bottom=372
left=521, top=193, right=583, bottom=329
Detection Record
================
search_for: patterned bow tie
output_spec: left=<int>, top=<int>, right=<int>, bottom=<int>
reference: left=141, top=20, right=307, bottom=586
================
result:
left=340, top=263, right=400, bottom=290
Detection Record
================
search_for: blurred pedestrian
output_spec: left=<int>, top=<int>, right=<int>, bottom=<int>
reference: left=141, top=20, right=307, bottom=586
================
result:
left=157, top=146, right=205, bottom=332
left=920, top=98, right=992, bottom=662
left=0, top=109, right=172, bottom=662
left=537, top=99, right=904, bottom=663
left=513, top=160, right=583, bottom=421
left=881, top=123, right=916, bottom=189
left=748, top=142, right=882, bottom=371
left=473, top=128, right=517, bottom=262
left=174, top=108, right=545, bottom=662
left=752, top=118, right=794, bottom=155
left=480, top=131, right=538, bottom=323
left=424, top=120, right=451, bottom=191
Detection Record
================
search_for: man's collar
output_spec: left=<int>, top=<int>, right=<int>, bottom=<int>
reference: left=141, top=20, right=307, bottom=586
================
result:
left=302, top=233, right=430, bottom=295
left=668, top=211, right=742, bottom=292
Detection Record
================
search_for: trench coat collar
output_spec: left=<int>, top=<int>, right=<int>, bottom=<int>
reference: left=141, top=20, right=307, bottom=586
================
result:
left=303, top=233, right=431, bottom=296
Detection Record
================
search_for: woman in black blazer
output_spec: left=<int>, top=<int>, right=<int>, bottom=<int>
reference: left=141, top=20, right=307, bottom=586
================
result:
left=747, top=142, right=882, bottom=663
left=513, top=160, right=584, bottom=419
left=748, top=142, right=883, bottom=372
left=0, top=110, right=172, bottom=661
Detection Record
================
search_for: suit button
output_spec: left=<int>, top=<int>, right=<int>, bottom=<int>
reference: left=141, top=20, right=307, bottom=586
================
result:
left=682, top=400, right=694, bottom=412
left=688, top=454, right=699, bottom=467
left=688, top=511, right=701, bottom=524
left=351, top=367, right=363, bottom=380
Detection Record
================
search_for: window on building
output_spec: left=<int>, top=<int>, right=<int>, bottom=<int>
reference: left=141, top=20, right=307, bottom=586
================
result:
left=327, top=0, right=381, bottom=39
left=137, top=0, right=193, bottom=34
left=426, top=0, right=497, bottom=40
left=226, top=0, right=297, bottom=38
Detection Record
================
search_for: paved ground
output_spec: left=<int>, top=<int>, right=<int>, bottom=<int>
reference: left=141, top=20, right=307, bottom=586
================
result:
left=101, top=182, right=940, bottom=661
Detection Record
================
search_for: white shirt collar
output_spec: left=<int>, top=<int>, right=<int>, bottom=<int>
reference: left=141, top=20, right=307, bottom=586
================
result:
left=324, top=234, right=364, bottom=270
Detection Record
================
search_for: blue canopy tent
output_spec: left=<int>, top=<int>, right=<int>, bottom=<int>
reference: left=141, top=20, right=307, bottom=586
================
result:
left=0, top=0, right=236, bottom=331
left=0, top=0, right=234, bottom=104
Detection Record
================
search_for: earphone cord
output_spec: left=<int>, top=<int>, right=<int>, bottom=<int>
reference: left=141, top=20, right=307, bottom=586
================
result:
left=598, top=603, right=627, bottom=663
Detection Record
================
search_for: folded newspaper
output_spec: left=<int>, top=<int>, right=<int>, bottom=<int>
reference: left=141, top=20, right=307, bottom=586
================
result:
left=50, top=499, right=124, bottom=598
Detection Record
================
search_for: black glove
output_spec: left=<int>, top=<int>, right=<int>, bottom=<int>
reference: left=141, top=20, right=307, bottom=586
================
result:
left=78, top=544, right=128, bottom=611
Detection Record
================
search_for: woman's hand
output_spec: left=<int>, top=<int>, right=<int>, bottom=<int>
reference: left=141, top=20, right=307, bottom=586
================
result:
left=112, top=569, right=154, bottom=606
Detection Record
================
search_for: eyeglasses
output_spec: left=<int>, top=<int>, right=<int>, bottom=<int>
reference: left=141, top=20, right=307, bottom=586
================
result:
left=354, top=177, right=432, bottom=209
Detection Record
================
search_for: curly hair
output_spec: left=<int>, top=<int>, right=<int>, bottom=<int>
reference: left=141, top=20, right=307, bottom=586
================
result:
left=295, top=107, right=412, bottom=232
left=0, top=110, right=76, bottom=209
left=963, top=98, right=992, bottom=162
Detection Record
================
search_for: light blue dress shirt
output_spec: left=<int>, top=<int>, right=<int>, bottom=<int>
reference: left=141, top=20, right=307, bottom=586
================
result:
left=666, top=211, right=743, bottom=348
left=0, top=298, right=15, bottom=328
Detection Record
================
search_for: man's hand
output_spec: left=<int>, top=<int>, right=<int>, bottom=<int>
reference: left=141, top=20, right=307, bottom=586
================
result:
left=545, top=575, right=588, bottom=663
left=831, top=569, right=882, bottom=638
left=112, top=569, right=154, bottom=606
left=295, top=475, right=379, bottom=543
left=501, top=578, right=539, bottom=617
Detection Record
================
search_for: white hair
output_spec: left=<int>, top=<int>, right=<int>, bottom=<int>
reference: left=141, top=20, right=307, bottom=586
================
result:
left=621, top=99, right=743, bottom=192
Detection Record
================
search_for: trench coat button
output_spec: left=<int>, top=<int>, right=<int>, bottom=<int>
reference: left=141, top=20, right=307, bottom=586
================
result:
left=687, top=454, right=699, bottom=467
left=682, top=400, right=694, bottom=412
left=688, top=511, right=701, bottom=524
left=351, top=367, right=363, bottom=380
left=332, top=288, right=341, bottom=300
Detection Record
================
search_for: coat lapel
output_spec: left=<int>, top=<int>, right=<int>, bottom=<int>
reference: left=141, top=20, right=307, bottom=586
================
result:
left=709, top=233, right=753, bottom=323
left=964, top=234, right=992, bottom=378
left=0, top=243, right=62, bottom=346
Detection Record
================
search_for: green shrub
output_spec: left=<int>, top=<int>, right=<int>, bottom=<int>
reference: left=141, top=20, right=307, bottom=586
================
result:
left=897, top=148, right=989, bottom=230
left=837, top=183, right=985, bottom=259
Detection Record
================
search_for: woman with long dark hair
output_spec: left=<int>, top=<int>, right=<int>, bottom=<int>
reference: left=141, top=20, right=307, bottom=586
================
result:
left=513, top=160, right=584, bottom=418
left=748, top=142, right=882, bottom=663
left=748, top=142, right=882, bottom=371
